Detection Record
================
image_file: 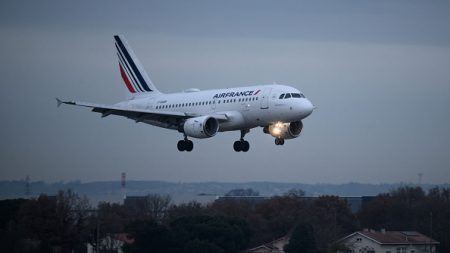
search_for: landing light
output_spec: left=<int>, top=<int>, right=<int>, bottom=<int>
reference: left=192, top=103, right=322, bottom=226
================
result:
left=272, top=127, right=281, bottom=136
left=270, top=122, right=284, bottom=136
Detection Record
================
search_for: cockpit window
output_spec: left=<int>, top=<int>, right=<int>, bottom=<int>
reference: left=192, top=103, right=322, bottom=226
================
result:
left=280, top=93, right=306, bottom=99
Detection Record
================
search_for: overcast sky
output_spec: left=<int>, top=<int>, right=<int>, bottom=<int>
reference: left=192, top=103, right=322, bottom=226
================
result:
left=1, top=0, right=450, bottom=184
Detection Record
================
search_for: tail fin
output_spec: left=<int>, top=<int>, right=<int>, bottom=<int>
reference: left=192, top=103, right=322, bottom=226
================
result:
left=114, top=35, right=160, bottom=95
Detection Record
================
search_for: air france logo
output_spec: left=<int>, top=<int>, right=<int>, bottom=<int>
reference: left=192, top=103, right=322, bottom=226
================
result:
left=213, top=90, right=260, bottom=99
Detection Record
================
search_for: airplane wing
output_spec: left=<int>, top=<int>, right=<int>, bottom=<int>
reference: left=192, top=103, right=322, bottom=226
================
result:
left=56, top=98, right=228, bottom=125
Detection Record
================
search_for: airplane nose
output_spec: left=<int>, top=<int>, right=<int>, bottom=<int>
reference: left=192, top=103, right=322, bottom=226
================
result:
left=300, top=99, right=314, bottom=118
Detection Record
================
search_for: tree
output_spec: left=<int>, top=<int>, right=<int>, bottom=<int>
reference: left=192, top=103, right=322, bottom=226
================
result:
left=170, top=215, right=250, bottom=253
left=184, top=239, right=225, bottom=253
left=306, top=196, right=358, bottom=250
left=19, top=190, right=91, bottom=253
left=144, top=194, right=171, bottom=222
left=284, top=189, right=305, bottom=198
left=167, top=201, right=205, bottom=222
left=123, top=220, right=172, bottom=253
left=123, top=216, right=250, bottom=253
left=254, top=195, right=308, bottom=244
left=0, top=199, right=29, bottom=252
left=87, top=202, right=135, bottom=253
left=284, top=223, right=317, bottom=253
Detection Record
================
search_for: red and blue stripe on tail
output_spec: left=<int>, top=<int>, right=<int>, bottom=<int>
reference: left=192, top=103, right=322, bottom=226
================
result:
left=114, top=35, right=159, bottom=94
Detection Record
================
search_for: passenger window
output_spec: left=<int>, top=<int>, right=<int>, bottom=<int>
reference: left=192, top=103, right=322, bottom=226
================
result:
left=279, top=94, right=285, bottom=99
left=285, top=93, right=291, bottom=99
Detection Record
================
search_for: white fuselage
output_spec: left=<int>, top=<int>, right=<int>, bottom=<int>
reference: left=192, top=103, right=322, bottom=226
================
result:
left=59, top=35, right=315, bottom=152
left=117, top=84, right=314, bottom=132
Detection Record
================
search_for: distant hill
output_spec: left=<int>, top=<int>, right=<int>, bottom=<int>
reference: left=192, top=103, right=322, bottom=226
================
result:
left=1, top=180, right=448, bottom=204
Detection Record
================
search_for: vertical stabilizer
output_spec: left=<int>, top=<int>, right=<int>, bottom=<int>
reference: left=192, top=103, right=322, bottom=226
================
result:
left=114, top=35, right=160, bottom=95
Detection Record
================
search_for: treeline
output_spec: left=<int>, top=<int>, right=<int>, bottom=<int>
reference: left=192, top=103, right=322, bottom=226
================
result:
left=0, top=186, right=449, bottom=253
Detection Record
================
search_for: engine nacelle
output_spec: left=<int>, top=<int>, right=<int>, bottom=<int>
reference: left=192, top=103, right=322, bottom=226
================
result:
left=183, top=116, right=219, bottom=139
left=264, top=121, right=303, bottom=139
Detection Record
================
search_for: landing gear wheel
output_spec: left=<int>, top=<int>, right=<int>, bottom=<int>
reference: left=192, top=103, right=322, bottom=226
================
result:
left=185, top=140, right=193, bottom=152
left=177, top=140, right=185, bottom=151
left=234, top=129, right=250, bottom=152
left=275, top=138, right=285, bottom=146
left=233, top=141, right=242, bottom=152
left=178, top=138, right=194, bottom=152
left=242, top=141, right=250, bottom=152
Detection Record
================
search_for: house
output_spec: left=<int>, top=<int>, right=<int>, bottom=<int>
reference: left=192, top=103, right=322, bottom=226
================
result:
left=244, top=236, right=290, bottom=253
left=336, top=229, right=439, bottom=253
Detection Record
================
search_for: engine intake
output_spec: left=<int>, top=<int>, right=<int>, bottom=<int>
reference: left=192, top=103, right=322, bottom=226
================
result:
left=183, top=116, right=219, bottom=138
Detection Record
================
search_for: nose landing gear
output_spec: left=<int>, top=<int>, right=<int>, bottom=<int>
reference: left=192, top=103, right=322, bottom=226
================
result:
left=275, top=138, right=285, bottom=146
left=234, top=129, right=250, bottom=152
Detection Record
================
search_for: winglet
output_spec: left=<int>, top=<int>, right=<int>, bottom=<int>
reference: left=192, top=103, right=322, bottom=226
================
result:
left=56, top=98, right=63, bottom=108
left=56, top=98, right=76, bottom=107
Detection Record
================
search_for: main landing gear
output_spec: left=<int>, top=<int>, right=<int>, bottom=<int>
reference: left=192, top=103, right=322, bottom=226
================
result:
left=234, top=129, right=250, bottom=152
left=275, top=137, right=285, bottom=146
left=177, top=135, right=193, bottom=152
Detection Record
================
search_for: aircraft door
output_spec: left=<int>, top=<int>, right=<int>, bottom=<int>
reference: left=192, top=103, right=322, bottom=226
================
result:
left=211, top=97, right=217, bottom=111
left=260, top=88, right=271, bottom=109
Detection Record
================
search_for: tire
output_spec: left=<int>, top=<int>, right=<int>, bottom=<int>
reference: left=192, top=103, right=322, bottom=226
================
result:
left=233, top=141, right=242, bottom=152
left=177, top=140, right=185, bottom=151
left=186, top=140, right=194, bottom=152
left=242, top=141, right=250, bottom=152
left=275, top=138, right=280, bottom=145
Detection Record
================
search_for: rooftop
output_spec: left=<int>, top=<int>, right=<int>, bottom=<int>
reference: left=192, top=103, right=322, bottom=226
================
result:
left=354, top=230, right=439, bottom=245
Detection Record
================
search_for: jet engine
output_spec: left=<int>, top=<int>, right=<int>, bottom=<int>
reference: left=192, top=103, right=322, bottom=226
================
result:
left=183, top=116, right=219, bottom=138
left=264, top=121, right=303, bottom=139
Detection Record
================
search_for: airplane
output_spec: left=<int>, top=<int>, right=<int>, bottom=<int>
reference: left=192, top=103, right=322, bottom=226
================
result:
left=57, top=35, right=314, bottom=152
